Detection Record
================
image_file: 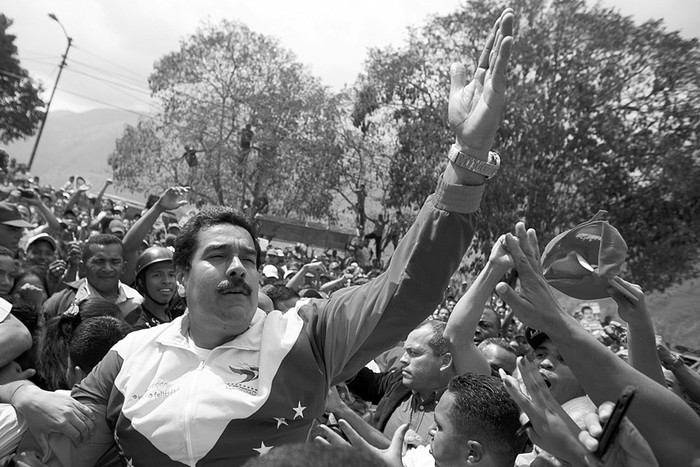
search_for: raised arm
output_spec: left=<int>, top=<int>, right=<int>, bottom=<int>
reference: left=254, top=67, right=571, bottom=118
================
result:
left=63, top=185, right=89, bottom=214
left=607, top=276, right=665, bottom=386
left=304, top=9, right=515, bottom=385
left=285, top=262, right=325, bottom=292
left=444, top=236, right=512, bottom=376
left=91, top=178, right=113, bottom=217
left=657, top=339, right=700, bottom=404
left=121, top=186, right=188, bottom=284
left=25, top=192, right=61, bottom=234
left=496, top=222, right=700, bottom=467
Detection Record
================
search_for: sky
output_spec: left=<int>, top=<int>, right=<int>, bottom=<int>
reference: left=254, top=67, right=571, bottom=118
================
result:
left=3, top=0, right=700, bottom=115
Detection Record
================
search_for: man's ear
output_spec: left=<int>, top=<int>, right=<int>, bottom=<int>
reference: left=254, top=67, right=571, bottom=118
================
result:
left=440, top=352, right=453, bottom=372
left=465, top=440, right=484, bottom=464
left=66, top=357, right=87, bottom=386
left=176, top=268, right=188, bottom=294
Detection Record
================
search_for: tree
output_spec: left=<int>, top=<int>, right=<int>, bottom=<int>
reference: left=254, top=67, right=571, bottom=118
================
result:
left=357, top=0, right=700, bottom=291
left=0, top=14, right=44, bottom=144
left=110, top=20, right=344, bottom=220
left=331, top=89, right=397, bottom=238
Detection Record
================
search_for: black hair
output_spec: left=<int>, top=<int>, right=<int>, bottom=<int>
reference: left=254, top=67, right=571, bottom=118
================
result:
left=481, top=305, right=502, bottom=335
left=36, top=298, right=123, bottom=390
left=69, top=316, right=131, bottom=373
left=81, top=234, right=123, bottom=262
left=265, top=285, right=300, bottom=311
left=11, top=269, right=49, bottom=299
left=299, top=288, right=323, bottom=299
left=173, top=206, right=261, bottom=271
left=447, top=374, right=522, bottom=465
left=241, top=443, right=385, bottom=467
left=478, top=337, right=517, bottom=355
left=0, top=246, right=13, bottom=259
left=416, top=319, right=449, bottom=357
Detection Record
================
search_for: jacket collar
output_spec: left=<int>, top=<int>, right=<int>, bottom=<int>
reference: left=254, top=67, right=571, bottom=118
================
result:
left=156, top=309, right=267, bottom=351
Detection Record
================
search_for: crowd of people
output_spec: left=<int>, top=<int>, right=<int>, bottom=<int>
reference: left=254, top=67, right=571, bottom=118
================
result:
left=0, top=8, right=699, bottom=467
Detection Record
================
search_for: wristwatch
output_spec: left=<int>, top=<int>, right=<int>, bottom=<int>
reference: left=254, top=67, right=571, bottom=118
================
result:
left=661, top=352, right=685, bottom=371
left=666, top=357, right=685, bottom=371
left=447, top=144, right=501, bottom=179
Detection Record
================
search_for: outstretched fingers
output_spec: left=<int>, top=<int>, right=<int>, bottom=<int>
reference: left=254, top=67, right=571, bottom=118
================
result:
left=504, top=232, right=538, bottom=278
left=475, top=15, right=501, bottom=84
left=515, top=223, right=543, bottom=273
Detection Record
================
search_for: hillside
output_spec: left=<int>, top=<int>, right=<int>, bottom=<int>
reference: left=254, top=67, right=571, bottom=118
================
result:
left=5, top=109, right=142, bottom=200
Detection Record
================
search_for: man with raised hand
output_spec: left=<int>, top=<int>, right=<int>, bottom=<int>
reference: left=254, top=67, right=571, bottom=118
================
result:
left=11, top=9, right=514, bottom=467
left=496, top=222, right=700, bottom=467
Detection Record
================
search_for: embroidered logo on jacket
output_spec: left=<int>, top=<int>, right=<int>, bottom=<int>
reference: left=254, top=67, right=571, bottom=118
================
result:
left=227, top=364, right=260, bottom=395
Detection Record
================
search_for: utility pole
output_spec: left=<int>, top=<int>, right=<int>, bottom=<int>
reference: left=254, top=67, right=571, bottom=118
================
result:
left=27, top=13, right=72, bottom=172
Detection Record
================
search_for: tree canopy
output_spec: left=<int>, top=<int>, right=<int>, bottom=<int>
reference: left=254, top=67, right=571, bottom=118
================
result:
left=355, top=0, right=700, bottom=291
left=110, top=20, right=343, bottom=220
left=0, top=14, right=44, bottom=144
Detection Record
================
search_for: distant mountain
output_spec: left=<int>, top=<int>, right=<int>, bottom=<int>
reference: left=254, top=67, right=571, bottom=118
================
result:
left=5, top=108, right=143, bottom=200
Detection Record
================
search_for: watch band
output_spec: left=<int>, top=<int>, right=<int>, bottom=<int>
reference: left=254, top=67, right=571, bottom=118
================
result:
left=668, top=357, right=685, bottom=371
left=447, top=144, right=500, bottom=179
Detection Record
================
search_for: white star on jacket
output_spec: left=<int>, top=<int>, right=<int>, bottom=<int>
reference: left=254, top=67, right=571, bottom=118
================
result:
left=274, top=417, right=288, bottom=429
left=293, top=401, right=306, bottom=419
left=253, top=441, right=273, bottom=455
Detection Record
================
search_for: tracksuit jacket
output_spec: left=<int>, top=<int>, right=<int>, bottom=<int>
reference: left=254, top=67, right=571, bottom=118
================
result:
left=46, top=179, right=484, bottom=467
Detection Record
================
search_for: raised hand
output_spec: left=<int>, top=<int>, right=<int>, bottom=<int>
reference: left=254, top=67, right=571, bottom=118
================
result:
left=47, top=259, right=67, bottom=279
left=66, top=241, right=82, bottom=268
left=501, top=357, right=586, bottom=465
left=449, top=8, right=514, bottom=158
left=607, top=277, right=648, bottom=327
left=488, top=234, right=514, bottom=269
left=495, top=223, right=566, bottom=333
left=578, top=402, right=659, bottom=467
left=157, top=186, right=189, bottom=211
left=315, top=420, right=408, bottom=467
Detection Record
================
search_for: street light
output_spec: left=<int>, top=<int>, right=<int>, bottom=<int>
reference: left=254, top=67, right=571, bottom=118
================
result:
left=27, top=13, right=73, bottom=171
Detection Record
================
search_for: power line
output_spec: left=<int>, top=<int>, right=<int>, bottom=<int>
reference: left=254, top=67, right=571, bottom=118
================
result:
left=71, top=45, right=152, bottom=82
left=68, top=57, right=152, bottom=89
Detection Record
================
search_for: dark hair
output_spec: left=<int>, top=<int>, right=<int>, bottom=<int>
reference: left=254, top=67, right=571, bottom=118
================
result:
left=299, top=288, right=323, bottom=299
left=416, top=320, right=449, bottom=356
left=11, top=269, right=49, bottom=299
left=173, top=207, right=261, bottom=271
left=241, top=443, right=385, bottom=467
left=0, top=246, right=14, bottom=259
left=81, top=234, right=123, bottom=262
left=447, top=374, right=522, bottom=465
left=478, top=337, right=517, bottom=355
left=10, top=300, right=39, bottom=335
left=36, top=298, right=123, bottom=390
left=482, top=306, right=502, bottom=335
left=69, top=316, right=131, bottom=373
left=265, top=285, right=300, bottom=310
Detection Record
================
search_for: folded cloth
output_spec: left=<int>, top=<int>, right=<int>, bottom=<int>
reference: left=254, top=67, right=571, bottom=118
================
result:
left=541, top=211, right=627, bottom=300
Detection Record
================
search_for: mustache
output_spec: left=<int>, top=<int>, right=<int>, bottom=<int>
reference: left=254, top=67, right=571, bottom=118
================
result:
left=216, top=278, right=252, bottom=296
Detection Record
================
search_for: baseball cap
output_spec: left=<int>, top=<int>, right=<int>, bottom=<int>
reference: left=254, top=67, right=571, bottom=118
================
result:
left=283, top=269, right=297, bottom=280
left=0, top=202, right=34, bottom=228
left=275, top=249, right=285, bottom=257
left=524, top=327, right=549, bottom=349
left=108, top=219, right=126, bottom=234
left=262, top=264, right=279, bottom=279
left=541, top=210, right=627, bottom=300
left=25, top=233, right=57, bottom=252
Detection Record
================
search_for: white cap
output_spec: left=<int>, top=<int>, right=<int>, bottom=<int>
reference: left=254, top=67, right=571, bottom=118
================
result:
left=262, top=264, right=279, bottom=279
